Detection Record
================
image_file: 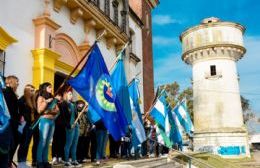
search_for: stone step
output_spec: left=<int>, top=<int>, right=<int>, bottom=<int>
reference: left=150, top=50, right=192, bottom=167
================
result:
left=113, top=157, right=184, bottom=168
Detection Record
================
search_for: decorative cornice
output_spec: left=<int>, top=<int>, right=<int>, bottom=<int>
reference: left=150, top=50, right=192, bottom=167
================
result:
left=129, top=7, right=144, bottom=28
left=53, top=0, right=67, bottom=12
left=0, top=26, right=18, bottom=51
left=84, top=19, right=97, bottom=33
left=70, top=8, right=83, bottom=24
left=130, top=52, right=141, bottom=63
left=31, top=48, right=61, bottom=60
left=182, top=43, right=246, bottom=65
left=33, top=16, right=61, bottom=30
left=106, top=37, right=117, bottom=49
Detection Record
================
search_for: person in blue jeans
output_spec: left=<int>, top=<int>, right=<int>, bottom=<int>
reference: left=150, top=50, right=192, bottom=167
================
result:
left=61, top=88, right=83, bottom=167
left=94, top=119, right=108, bottom=165
left=36, top=82, right=59, bottom=168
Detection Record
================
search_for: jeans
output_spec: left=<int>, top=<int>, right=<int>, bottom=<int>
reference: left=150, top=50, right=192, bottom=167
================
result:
left=18, top=122, right=33, bottom=162
left=64, top=125, right=80, bottom=162
left=95, top=130, right=107, bottom=161
left=37, top=118, right=55, bottom=163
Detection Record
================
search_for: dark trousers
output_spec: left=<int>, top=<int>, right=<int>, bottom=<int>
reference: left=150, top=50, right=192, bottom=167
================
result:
left=52, top=124, right=65, bottom=159
left=0, top=153, right=8, bottom=168
left=8, top=122, right=20, bottom=167
left=32, top=127, right=39, bottom=164
left=141, top=140, right=148, bottom=156
left=17, top=123, right=33, bottom=162
left=121, top=141, right=132, bottom=158
left=89, top=130, right=96, bottom=162
left=77, top=136, right=90, bottom=161
left=109, top=135, right=120, bottom=158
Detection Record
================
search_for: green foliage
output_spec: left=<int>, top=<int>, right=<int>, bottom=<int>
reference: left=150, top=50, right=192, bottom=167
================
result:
left=241, top=96, right=257, bottom=124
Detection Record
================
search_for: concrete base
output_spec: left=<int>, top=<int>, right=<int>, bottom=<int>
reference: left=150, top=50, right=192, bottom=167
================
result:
left=193, top=130, right=250, bottom=158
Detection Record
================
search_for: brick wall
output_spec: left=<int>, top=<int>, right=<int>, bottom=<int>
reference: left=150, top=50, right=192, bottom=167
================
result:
left=141, top=1, right=155, bottom=113
left=129, top=0, right=155, bottom=113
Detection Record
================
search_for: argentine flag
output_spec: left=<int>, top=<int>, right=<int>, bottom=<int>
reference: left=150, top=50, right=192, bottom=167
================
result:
left=150, top=92, right=168, bottom=129
left=173, top=100, right=194, bottom=135
left=129, top=79, right=146, bottom=147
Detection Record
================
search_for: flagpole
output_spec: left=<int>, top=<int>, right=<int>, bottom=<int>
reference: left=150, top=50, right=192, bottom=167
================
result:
left=108, top=42, right=129, bottom=72
left=54, top=31, right=106, bottom=96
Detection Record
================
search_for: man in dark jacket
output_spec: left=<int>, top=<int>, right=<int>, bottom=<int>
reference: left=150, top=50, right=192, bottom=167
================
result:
left=3, top=75, right=20, bottom=167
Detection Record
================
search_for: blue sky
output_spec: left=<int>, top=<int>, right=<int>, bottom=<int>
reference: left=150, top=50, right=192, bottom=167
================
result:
left=152, top=0, right=260, bottom=132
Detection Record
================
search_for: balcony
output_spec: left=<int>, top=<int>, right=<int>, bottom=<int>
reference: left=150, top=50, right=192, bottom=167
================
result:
left=53, top=0, right=128, bottom=50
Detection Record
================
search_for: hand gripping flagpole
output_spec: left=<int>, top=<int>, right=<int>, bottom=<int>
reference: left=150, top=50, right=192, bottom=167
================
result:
left=71, top=103, right=88, bottom=129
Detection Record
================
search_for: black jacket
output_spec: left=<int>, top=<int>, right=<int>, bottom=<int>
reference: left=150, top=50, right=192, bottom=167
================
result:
left=59, top=101, right=78, bottom=129
left=18, top=96, right=35, bottom=124
left=3, top=87, right=19, bottom=124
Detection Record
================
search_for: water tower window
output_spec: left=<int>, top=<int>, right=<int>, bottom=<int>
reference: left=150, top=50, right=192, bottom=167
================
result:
left=210, top=65, right=216, bottom=76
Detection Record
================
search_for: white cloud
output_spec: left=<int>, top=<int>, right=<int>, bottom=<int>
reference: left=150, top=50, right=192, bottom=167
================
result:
left=153, top=15, right=180, bottom=25
left=153, top=36, right=179, bottom=46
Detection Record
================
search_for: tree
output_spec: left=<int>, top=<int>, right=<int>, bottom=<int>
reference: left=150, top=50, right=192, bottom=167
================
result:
left=241, top=96, right=257, bottom=124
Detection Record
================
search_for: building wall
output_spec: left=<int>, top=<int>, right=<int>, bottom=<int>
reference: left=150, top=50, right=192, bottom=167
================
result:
left=0, top=0, right=123, bottom=96
left=0, top=0, right=42, bottom=95
left=129, top=15, right=144, bottom=112
left=193, top=59, right=243, bottom=131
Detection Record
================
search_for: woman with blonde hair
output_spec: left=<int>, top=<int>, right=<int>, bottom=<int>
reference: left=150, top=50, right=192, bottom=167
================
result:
left=3, top=75, right=20, bottom=168
left=17, top=84, right=36, bottom=168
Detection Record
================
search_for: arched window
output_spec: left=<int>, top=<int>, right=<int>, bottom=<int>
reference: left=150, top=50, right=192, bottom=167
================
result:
left=112, top=0, right=119, bottom=25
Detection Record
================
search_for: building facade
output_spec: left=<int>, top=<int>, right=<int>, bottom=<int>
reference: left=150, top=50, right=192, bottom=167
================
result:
left=180, top=17, right=250, bottom=158
left=129, top=0, right=159, bottom=113
left=0, top=0, right=158, bottom=114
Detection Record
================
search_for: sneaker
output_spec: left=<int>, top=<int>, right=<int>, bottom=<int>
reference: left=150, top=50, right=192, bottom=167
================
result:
left=64, top=162, right=73, bottom=168
left=58, top=157, right=65, bottom=164
left=95, top=161, right=100, bottom=166
left=52, top=157, right=58, bottom=165
left=71, top=161, right=82, bottom=167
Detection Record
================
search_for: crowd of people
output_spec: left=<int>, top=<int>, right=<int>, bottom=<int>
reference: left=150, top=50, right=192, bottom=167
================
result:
left=0, top=75, right=170, bottom=168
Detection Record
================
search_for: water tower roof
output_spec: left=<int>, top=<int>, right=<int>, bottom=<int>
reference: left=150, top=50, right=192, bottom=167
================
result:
left=180, top=17, right=245, bottom=42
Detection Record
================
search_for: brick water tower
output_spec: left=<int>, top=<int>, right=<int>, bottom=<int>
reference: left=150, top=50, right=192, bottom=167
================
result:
left=180, top=17, right=250, bottom=158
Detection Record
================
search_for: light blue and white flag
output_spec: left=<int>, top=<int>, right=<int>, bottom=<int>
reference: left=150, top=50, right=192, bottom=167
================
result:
left=150, top=91, right=168, bottom=129
left=129, top=79, right=146, bottom=147
left=173, top=100, right=194, bottom=135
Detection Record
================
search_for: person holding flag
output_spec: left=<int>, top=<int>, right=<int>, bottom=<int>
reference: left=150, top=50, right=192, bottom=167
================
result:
left=60, top=88, right=83, bottom=167
left=67, top=42, right=128, bottom=142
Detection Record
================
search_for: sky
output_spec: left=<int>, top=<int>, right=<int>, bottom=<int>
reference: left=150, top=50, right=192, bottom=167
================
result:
left=151, top=0, right=260, bottom=132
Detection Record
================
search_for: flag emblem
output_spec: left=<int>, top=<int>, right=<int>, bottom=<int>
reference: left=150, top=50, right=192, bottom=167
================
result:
left=95, top=74, right=116, bottom=112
